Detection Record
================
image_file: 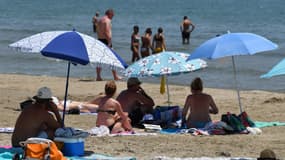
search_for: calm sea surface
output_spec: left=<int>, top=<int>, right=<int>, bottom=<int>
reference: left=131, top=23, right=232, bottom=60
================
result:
left=1, top=0, right=285, bottom=92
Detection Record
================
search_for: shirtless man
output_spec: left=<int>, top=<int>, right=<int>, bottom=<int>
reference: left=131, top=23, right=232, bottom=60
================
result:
left=182, top=77, right=218, bottom=128
left=95, top=81, right=133, bottom=133
left=96, top=8, right=121, bottom=81
left=12, top=87, right=62, bottom=147
left=116, top=77, right=155, bottom=126
left=180, top=16, right=195, bottom=44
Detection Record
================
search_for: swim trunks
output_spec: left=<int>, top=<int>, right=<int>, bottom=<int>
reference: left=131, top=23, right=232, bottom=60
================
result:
left=98, top=39, right=112, bottom=47
left=190, top=121, right=209, bottom=128
left=182, top=30, right=190, bottom=39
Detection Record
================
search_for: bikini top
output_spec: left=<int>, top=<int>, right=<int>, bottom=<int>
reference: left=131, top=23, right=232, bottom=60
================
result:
left=97, top=109, right=116, bottom=115
left=133, top=35, right=140, bottom=43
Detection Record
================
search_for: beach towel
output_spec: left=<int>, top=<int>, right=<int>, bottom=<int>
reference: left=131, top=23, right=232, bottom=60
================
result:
left=153, top=156, right=255, bottom=160
left=67, top=153, right=136, bottom=160
left=0, top=147, right=135, bottom=160
left=254, top=121, right=285, bottom=128
left=0, top=127, right=14, bottom=133
left=88, top=126, right=157, bottom=137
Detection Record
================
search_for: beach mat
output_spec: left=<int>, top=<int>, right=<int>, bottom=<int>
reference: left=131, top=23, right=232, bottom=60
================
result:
left=254, top=121, right=285, bottom=128
left=67, top=153, right=136, bottom=160
left=0, top=146, right=135, bottom=160
left=153, top=156, right=255, bottom=160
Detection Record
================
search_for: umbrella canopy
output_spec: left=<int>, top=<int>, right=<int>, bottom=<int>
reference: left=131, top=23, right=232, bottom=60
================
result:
left=125, top=51, right=207, bottom=77
left=9, top=30, right=127, bottom=70
left=187, top=32, right=278, bottom=60
left=187, top=32, right=278, bottom=112
left=9, top=30, right=127, bottom=124
left=261, top=58, right=285, bottom=78
left=124, top=51, right=207, bottom=104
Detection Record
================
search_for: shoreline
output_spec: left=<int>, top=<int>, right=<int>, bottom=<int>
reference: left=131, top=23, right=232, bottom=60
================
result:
left=1, top=73, right=285, bottom=159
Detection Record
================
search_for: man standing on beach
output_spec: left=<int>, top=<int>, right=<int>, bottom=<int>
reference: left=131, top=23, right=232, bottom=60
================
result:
left=180, top=16, right=195, bottom=44
left=96, top=9, right=121, bottom=81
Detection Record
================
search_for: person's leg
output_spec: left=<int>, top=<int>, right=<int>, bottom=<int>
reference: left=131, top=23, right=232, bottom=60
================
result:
left=110, top=122, right=125, bottom=134
left=182, top=31, right=186, bottom=44
left=186, top=32, right=190, bottom=44
left=112, top=70, right=122, bottom=81
left=96, top=67, right=103, bottom=81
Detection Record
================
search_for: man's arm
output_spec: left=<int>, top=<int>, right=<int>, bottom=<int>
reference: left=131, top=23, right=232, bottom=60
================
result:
left=136, top=87, right=155, bottom=114
left=209, top=96, right=218, bottom=114
left=182, top=95, right=191, bottom=125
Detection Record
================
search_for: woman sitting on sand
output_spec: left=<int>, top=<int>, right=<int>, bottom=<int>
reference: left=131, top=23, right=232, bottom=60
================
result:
left=182, top=77, right=219, bottom=128
left=95, top=80, right=133, bottom=134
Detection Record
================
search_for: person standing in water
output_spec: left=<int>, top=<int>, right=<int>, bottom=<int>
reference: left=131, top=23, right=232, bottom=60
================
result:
left=130, top=25, right=140, bottom=62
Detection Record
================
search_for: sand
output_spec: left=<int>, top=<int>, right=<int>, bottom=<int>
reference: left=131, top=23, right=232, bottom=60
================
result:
left=0, top=74, right=284, bottom=159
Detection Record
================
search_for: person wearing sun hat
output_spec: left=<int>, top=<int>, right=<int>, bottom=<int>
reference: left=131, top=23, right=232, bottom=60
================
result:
left=117, top=77, right=155, bottom=127
left=258, top=148, right=278, bottom=160
left=12, top=87, right=62, bottom=147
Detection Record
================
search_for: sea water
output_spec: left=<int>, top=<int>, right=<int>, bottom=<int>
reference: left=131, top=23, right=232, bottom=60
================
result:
left=1, top=0, right=285, bottom=92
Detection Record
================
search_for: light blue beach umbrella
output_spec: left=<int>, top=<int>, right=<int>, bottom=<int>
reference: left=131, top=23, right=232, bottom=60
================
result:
left=9, top=30, right=127, bottom=124
left=187, top=32, right=278, bottom=112
left=124, top=51, right=207, bottom=104
left=261, top=58, right=285, bottom=78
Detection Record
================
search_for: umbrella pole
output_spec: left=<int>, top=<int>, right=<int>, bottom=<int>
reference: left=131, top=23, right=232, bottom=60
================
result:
left=166, top=75, right=171, bottom=106
left=62, top=62, right=71, bottom=126
left=231, top=56, right=243, bottom=113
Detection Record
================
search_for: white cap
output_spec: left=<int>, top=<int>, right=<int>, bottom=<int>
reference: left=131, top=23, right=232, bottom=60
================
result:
left=33, top=87, right=52, bottom=100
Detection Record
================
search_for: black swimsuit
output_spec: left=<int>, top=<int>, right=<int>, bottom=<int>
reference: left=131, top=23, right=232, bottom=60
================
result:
left=97, top=109, right=116, bottom=115
left=97, top=109, right=117, bottom=131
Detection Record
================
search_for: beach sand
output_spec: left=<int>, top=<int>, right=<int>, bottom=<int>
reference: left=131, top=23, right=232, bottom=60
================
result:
left=0, top=74, right=284, bottom=159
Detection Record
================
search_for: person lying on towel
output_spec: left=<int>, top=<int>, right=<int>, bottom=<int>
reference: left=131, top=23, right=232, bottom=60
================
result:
left=182, top=77, right=219, bottom=129
left=95, top=81, right=133, bottom=134
left=52, top=96, right=99, bottom=114
left=12, top=87, right=62, bottom=147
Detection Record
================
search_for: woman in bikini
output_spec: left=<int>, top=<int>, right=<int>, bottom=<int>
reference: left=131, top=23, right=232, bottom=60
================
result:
left=140, top=28, right=152, bottom=58
left=152, top=27, right=166, bottom=54
left=182, top=77, right=219, bottom=128
left=95, top=80, right=133, bottom=133
left=130, top=25, right=140, bottom=62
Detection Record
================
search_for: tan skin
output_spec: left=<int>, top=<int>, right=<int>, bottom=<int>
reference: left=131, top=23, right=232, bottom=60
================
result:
left=141, top=31, right=152, bottom=58
left=116, top=84, right=155, bottom=115
left=182, top=89, right=218, bottom=128
left=131, top=27, right=140, bottom=62
left=12, top=100, right=62, bottom=147
left=56, top=99, right=99, bottom=113
left=95, top=82, right=133, bottom=134
left=96, top=9, right=121, bottom=81
left=152, top=30, right=166, bottom=54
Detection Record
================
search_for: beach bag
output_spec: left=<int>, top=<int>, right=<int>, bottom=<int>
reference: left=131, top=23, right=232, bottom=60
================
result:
left=221, top=112, right=246, bottom=133
left=154, top=106, right=181, bottom=124
left=238, top=111, right=255, bottom=127
left=20, top=137, right=66, bottom=160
